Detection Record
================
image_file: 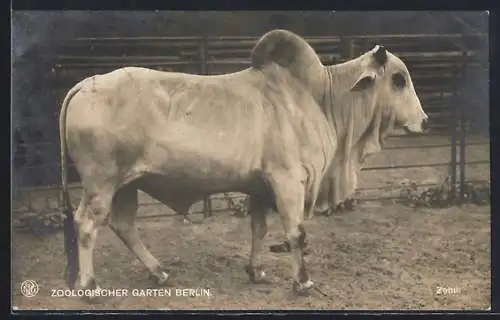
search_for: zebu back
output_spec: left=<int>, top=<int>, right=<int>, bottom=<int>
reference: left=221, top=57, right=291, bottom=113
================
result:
left=65, top=65, right=333, bottom=198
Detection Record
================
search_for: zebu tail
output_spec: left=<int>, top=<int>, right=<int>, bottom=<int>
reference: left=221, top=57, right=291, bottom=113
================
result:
left=60, top=80, right=85, bottom=289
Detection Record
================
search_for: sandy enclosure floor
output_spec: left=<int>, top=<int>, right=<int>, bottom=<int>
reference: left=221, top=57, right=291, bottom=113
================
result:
left=12, top=203, right=490, bottom=310
left=11, top=134, right=490, bottom=310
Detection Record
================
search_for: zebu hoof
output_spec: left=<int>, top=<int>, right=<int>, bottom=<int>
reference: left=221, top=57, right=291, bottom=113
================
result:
left=335, top=198, right=356, bottom=212
left=336, top=202, right=348, bottom=212
left=317, top=199, right=356, bottom=216
left=244, top=265, right=272, bottom=284
left=77, top=279, right=111, bottom=304
left=148, top=268, right=170, bottom=286
left=324, top=208, right=334, bottom=216
left=315, top=207, right=333, bottom=216
left=182, top=216, right=192, bottom=224
left=292, top=279, right=315, bottom=296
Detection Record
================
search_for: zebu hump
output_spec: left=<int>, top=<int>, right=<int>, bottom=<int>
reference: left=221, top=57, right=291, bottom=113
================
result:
left=251, top=29, right=322, bottom=69
left=250, top=29, right=327, bottom=108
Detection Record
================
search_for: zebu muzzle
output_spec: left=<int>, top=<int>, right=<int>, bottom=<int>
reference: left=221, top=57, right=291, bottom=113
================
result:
left=401, top=117, right=429, bottom=134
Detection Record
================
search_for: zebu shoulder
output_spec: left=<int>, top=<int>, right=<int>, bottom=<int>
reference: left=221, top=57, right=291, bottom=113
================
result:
left=256, top=65, right=335, bottom=201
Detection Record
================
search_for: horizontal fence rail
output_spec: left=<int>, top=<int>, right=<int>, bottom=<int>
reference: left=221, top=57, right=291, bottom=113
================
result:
left=12, top=32, right=490, bottom=219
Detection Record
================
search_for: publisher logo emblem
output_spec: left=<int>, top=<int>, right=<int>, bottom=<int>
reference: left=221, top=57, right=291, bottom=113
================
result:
left=20, top=280, right=39, bottom=298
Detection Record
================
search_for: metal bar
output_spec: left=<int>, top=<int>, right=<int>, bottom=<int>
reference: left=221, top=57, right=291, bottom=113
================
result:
left=54, top=55, right=184, bottom=61
left=449, top=57, right=459, bottom=198
left=68, top=33, right=485, bottom=42
left=369, top=143, right=455, bottom=152
left=59, top=42, right=200, bottom=50
left=393, top=51, right=476, bottom=59
left=347, top=33, right=487, bottom=40
left=208, top=35, right=343, bottom=41
left=53, top=61, right=198, bottom=68
left=137, top=207, right=234, bottom=220
left=348, top=38, right=356, bottom=58
left=73, top=36, right=203, bottom=42
left=199, top=36, right=208, bottom=75
left=361, top=160, right=489, bottom=172
left=204, top=48, right=477, bottom=59
left=459, top=46, right=468, bottom=202
left=203, top=56, right=342, bottom=65
left=387, top=132, right=450, bottom=138
left=384, top=140, right=489, bottom=150
left=354, top=194, right=423, bottom=202
left=207, top=38, right=342, bottom=47
left=136, top=195, right=246, bottom=206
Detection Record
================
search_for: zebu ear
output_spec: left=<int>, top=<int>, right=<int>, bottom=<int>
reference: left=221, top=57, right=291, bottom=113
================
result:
left=350, top=70, right=378, bottom=92
left=251, top=29, right=311, bottom=69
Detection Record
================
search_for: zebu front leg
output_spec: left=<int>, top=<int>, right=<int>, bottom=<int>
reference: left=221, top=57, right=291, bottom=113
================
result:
left=109, top=185, right=169, bottom=286
left=264, top=167, right=313, bottom=296
left=244, top=196, right=272, bottom=284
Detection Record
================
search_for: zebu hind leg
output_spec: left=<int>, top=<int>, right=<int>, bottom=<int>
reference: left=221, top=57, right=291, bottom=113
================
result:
left=264, top=168, right=313, bottom=296
left=244, top=196, right=272, bottom=284
left=109, top=185, right=169, bottom=286
left=73, top=186, right=114, bottom=303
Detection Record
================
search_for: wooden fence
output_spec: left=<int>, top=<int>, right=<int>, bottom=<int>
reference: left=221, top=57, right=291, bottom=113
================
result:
left=12, top=33, right=490, bottom=218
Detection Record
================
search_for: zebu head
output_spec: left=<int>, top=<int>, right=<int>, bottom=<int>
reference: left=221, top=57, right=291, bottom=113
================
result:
left=346, top=45, right=428, bottom=133
left=319, top=45, right=428, bottom=210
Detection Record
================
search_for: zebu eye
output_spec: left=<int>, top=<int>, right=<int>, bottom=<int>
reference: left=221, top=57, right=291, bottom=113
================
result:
left=392, top=73, right=406, bottom=89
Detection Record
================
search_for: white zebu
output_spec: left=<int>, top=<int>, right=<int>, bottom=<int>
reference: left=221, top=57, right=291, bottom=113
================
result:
left=59, top=29, right=427, bottom=302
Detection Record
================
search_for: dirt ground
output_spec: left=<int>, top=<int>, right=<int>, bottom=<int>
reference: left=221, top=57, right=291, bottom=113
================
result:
left=11, top=134, right=491, bottom=310
left=12, top=203, right=490, bottom=310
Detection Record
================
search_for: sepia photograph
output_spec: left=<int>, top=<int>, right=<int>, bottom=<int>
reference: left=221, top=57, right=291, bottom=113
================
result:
left=11, top=11, right=490, bottom=311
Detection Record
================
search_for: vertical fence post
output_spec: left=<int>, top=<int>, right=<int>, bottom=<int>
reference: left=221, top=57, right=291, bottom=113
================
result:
left=459, top=41, right=468, bottom=203
left=339, top=36, right=356, bottom=62
left=198, top=35, right=212, bottom=218
left=450, top=57, right=459, bottom=199
left=199, top=35, right=208, bottom=75
left=348, top=37, right=356, bottom=59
